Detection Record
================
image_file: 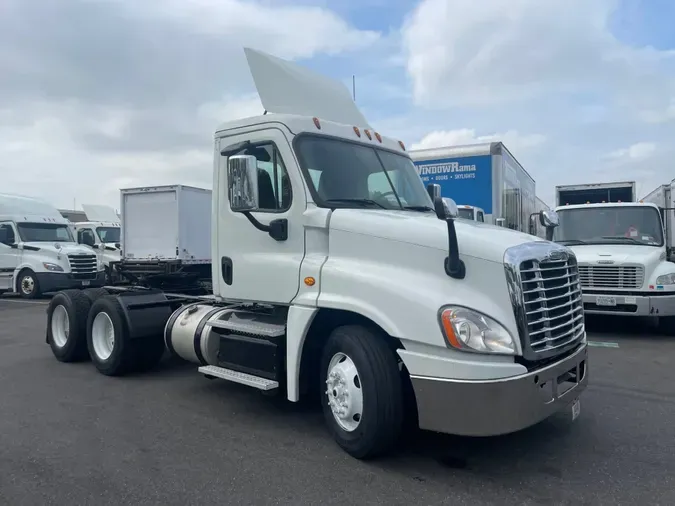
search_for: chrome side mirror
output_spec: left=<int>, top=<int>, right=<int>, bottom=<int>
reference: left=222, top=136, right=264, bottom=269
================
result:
left=441, top=197, right=459, bottom=219
left=539, top=209, right=559, bottom=228
left=228, top=155, right=259, bottom=212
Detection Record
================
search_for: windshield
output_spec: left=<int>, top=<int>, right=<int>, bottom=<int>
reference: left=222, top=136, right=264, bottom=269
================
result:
left=18, top=223, right=74, bottom=242
left=457, top=208, right=475, bottom=220
left=294, top=135, right=434, bottom=210
left=553, top=206, right=664, bottom=246
left=97, top=227, right=120, bottom=243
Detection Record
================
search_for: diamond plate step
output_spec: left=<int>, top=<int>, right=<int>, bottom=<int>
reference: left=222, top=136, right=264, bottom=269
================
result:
left=198, top=365, right=279, bottom=391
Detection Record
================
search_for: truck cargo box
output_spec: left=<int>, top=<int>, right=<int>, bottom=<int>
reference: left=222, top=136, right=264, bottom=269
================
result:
left=555, top=181, right=636, bottom=206
left=120, top=185, right=212, bottom=264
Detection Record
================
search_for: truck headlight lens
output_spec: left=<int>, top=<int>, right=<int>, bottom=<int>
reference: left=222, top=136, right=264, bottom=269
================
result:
left=43, top=262, right=64, bottom=272
left=656, top=273, right=675, bottom=285
left=439, top=306, right=516, bottom=355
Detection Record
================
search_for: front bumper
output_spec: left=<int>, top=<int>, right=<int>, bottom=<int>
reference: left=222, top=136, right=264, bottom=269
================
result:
left=410, top=344, right=588, bottom=437
left=36, top=271, right=106, bottom=293
left=582, top=292, right=675, bottom=316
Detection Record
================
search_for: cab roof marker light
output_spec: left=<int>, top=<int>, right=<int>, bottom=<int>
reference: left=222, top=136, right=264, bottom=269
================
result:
left=353, top=126, right=361, bottom=137
left=313, top=117, right=321, bottom=129
left=364, top=129, right=372, bottom=140
left=374, top=132, right=382, bottom=143
left=398, top=140, right=406, bottom=151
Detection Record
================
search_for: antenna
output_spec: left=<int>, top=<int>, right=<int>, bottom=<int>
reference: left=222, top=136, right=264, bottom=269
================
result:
left=352, top=75, right=356, bottom=102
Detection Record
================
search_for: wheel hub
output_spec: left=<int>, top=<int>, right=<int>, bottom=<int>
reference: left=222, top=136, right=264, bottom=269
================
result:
left=325, top=352, right=363, bottom=432
left=21, top=276, right=34, bottom=294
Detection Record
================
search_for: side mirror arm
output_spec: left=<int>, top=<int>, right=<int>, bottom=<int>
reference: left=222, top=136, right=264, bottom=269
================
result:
left=241, top=212, right=288, bottom=242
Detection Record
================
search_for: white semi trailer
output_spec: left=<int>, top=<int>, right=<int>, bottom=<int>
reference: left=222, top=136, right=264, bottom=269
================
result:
left=44, top=48, right=588, bottom=459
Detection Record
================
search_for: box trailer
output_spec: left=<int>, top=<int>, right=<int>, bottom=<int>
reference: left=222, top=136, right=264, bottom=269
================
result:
left=410, top=142, right=537, bottom=233
left=113, top=185, right=212, bottom=292
left=641, top=180, right=675, bottom=261
left=556, top=181, right=636, bottom=207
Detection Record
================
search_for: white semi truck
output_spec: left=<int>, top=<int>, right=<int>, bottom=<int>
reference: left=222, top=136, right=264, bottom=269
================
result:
left=43, top=48, right=588, bottom=459
left=553, top=192, right=675, bottom=332
left=71, top=204, right=122, bottom=283
left=0, top=193, right=106, bottom=298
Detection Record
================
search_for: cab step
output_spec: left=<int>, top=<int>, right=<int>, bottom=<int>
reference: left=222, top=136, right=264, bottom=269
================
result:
left=197, top=365, right=279, bottom=391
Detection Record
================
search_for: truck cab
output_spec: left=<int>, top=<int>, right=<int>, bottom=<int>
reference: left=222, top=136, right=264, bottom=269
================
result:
left=44, top=47, right=588, bottom=459
left=455, top=204, right=485, bottom=222
left=72, top=204, right=121, bottom=283
left=552, top=201, right=675, bottom=331
left=0, top=194, right=105, bottom=298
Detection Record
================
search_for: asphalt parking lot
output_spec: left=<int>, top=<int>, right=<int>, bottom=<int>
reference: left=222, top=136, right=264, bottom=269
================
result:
left=1, top=296, right=674, bottom=506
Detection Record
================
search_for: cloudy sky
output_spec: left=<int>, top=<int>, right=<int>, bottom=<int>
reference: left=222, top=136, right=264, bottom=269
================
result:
left=1, top=0, right=674, bottom=210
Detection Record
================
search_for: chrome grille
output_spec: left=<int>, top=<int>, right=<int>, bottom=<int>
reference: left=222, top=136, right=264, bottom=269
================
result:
left=68, top=254, right=97, bottom=275
left=578, top=264, right=644, bottom=289
left=504, top=243, right=586, bottom=361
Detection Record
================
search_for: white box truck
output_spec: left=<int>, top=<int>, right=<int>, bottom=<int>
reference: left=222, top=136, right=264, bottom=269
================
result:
left=641, top=180, right=675, bottom=261
left=112, top=185, right=212, bottom=293
left=0, top=193, right=105, bottom=298
left=43, top=48, right=588, bottom=460
left=71, top=204, right=122, bottom=283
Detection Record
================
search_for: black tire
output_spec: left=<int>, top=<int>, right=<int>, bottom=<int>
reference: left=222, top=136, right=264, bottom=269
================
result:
left=86, top=295, right=138, bottom=376
left=46, top=289, right=92, bottom=362
left=82, top=287, right=109, bottom=303
left=17, top=269, right=40, bottom=299
left=320, top=325, right=404, bottom=460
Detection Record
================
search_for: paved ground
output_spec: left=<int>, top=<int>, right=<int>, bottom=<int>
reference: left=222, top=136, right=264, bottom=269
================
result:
left=1, top=296, right=674, bottom=506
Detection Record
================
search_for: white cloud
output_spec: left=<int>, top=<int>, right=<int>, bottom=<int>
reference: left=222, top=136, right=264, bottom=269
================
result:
left=411, top=128, right=546, bottom=152
left=605, top=142, right=657, bottom=161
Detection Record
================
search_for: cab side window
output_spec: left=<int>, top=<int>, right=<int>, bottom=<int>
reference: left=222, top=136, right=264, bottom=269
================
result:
left=234, top=142, right=291, bottom=212
left=0, top=223, right=15, bottom=244
left=477, top=211, right=485, bottom=223
left=77, top=228, right=96, bottom=245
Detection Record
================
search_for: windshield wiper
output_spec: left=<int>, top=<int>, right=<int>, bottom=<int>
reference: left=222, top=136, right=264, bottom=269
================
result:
left=325, top=198, right=386, bottom=209
left=403, top=205, right=434, bottom=212
left=557, top=239, right=589, bottom=245
left=599, top=235, right=644, bottom=244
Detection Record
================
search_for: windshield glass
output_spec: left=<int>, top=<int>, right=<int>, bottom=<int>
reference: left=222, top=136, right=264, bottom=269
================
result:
left=294, top=135, right=433, bottom=210
left=18, top=223, right=74, bottom=242
left=457, top=208, right=475, bottom=220
left=96, top=227, right=120, bottom=243
left=554, top=206, right=664, bottom=246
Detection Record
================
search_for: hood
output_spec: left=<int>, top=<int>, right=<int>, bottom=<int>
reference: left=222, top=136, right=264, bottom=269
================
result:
left=329, top=209, right=541, bottom=263
left=564, top=243, right=665, bottom=266
left=22, top=241, right=95, bottom=256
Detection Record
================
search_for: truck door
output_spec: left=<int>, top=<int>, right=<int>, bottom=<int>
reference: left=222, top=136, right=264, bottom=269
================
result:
left=215, top=128, right=305, bottom=304
left=0, top=222, right=19, bottom=290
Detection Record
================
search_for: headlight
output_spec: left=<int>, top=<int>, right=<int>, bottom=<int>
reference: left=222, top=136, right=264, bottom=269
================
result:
left=438, top=306, right=516, bottom=355
left=655, top=273, right=675, bottom=285
left=43, top=262, right=64, bottom=272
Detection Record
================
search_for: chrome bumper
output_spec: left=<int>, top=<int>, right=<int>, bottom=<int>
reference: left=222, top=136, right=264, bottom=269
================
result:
left=582, top=292, right=675, bottom=316
left=410, top=344, right=588, bottom=437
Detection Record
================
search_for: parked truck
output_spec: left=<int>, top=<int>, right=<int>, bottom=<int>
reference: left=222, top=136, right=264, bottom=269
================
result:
left=0, top=193, right=105, bottom=298
left=556, top=181, right=636, bottom=206
left=71, top=204, right=122, bottom=283
left=410, top=143, right=537, bottom=233
left=641, top=180, right=675, bottom=261
left=553, top=198, right=675, bottom=331
left=43, top=47, right=588, bottom=460
left=110, top=185, right=212, bottom=293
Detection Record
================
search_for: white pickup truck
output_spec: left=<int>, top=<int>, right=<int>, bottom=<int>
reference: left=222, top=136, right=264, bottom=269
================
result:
left=43, top=47, right=588, bottom=459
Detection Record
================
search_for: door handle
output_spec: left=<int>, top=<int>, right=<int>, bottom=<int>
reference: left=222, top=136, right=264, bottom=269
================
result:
left=221, top=257, right=233, bottom=285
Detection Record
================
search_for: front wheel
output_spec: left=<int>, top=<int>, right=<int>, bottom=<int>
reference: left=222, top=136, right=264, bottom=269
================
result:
left=17, top=269, right=40, bottom=299
left=320, top=325, right=405, bottom=460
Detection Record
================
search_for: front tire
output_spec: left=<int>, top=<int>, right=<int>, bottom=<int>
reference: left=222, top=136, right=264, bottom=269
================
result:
left=320, top=325, right=405, bottom=460
left=17, top=269, right=40, bottom=299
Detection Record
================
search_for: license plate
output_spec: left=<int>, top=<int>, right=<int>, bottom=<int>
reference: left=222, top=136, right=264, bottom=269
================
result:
left=571, top=399, right=581, bottom=421
left=82, top=280, right=91, bottom=286
left=596, top=296, right=616, bottom=307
